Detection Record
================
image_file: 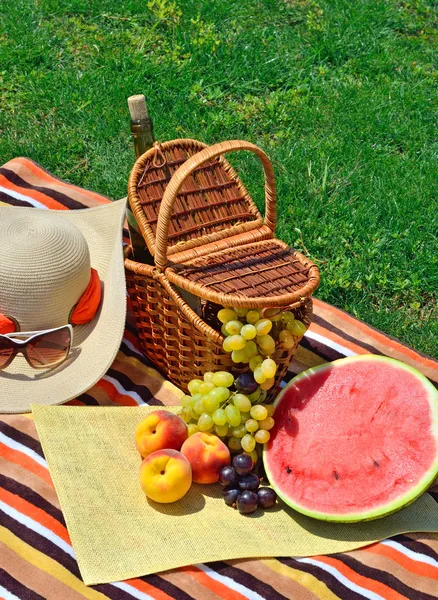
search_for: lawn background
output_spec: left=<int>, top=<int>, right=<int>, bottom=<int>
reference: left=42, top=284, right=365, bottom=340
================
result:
left=1, top=0, right=437, bottom=356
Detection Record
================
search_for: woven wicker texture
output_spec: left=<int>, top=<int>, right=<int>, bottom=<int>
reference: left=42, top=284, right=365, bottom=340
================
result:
left=32, top=404, right=438, bottom=586
left=129, top=139, right=265, bottom=257
left=126, top=138, right=320, bottom=396
left=167, top=238, right=320, bottom=308
left=125, top=248, right=312, bottom=396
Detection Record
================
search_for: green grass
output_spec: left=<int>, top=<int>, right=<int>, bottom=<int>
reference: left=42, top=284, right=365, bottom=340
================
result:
left=1, top=0, right=437, bottom=355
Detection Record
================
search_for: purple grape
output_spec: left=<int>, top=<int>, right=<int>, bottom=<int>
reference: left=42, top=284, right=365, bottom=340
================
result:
left=239, top=473, right=260, bottom=491
left=235, top=372, right=258, bottom=395
left=223, top=488, right=240, bottom=506
left=218, top=465, right=239, bottom=487
left=236, top=491, right=258, bottom=514
left=257, top=487, right=277, bottom=509
left=232, top=453, right=254, bottom=475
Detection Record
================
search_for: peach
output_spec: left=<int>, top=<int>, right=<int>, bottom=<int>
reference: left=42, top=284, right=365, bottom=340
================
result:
left=180, top=432, right=230, bottom=484
left=139, top=449, right=192, bottom=503
left=135, top=410, right=188, bottom=458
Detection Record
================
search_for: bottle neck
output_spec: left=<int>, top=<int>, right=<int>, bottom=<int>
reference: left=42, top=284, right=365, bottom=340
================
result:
left=130, top=118, right=154, bottom=158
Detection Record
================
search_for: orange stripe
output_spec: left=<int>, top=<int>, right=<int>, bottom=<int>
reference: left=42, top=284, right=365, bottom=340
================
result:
left=180, top=565, right=248, bottom=600
left=365, top=543, right=438, bottom=580
left=0, top=487, right=70, bottom=544
left=14, top=158, right=109, bottom=205
left=0, top=173, right=67, bottom=210
left=0, top=442, right=52, bottom=486
left=309, top=322, right=368, bottom=355
left=315, top=555, right=410, bottom=600
left=95, top=379, right=139, bottom=406
left=313, top=299, right=438, bottom=372
left=125, top=578, right=174, bottom=600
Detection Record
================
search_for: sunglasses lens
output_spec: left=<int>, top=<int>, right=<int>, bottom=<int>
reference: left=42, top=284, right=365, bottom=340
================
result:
left=0, top=337, right=14, bottom=368
left=26, top=328, right=71, bottom=368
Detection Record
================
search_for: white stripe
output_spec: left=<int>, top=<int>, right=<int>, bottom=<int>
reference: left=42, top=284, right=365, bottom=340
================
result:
left=0, top=431, right=48, bottom=469
left=296, top=558, right=385, bottom=600
left=304, top=330, right=357, bottom=357
left=122, top=337, right=144, bottom=358
left=381, top=539, right=438, bottom=568
left=196, top=563, right=266, bottom=600
left=0, top=500, right=75, bottom=558
left=111, top=582, right=154, bottom=600
left=102, top=374, right=143, bottom=405
left=0, top=185, right=47, bottom=209
left=0, top=584, right=21, bottom=600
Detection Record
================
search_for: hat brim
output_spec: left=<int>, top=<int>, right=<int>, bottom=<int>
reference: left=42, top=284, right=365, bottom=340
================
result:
left=0, top=200, right=127, bottom=413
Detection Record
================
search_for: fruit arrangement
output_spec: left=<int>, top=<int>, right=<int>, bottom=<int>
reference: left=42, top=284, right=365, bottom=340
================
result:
left=134, top=408, right=277, bottom=515
left=219, top=454, right=277, bottom=515
left=136, top=410, right=233, bottom=503
left=179, top=371, right=275, bottom=456
left=177, top=303, right=307, bottom=456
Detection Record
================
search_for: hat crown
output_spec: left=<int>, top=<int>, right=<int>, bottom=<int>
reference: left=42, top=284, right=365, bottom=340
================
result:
left=0, top=210, right=90, bottom=331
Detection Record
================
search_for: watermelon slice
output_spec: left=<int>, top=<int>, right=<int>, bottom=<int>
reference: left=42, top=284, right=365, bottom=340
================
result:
left=263, top=355, right=438, bottom=522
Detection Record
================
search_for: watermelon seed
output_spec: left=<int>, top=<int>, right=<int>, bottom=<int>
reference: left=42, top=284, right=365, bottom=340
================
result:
left=373, top=459, right=380, bottom=467
left=333, top=470, right=340, bottom=480
left=285, top=466, right=292, bottom=474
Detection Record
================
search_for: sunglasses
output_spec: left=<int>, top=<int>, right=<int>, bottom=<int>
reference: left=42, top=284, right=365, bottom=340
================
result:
left=0, top=325, right=73, bottom=370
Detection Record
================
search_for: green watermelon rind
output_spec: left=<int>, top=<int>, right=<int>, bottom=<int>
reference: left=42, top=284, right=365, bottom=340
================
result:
left=263, top=354, right=438, bottom=523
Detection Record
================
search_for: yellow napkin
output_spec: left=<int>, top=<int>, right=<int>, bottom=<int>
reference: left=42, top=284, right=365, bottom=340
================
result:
left=32, top=405, right=438, bottom=586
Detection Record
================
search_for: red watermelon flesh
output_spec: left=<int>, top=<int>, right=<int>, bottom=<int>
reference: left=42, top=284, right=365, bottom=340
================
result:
left=263, top=355, right=438, bottom=522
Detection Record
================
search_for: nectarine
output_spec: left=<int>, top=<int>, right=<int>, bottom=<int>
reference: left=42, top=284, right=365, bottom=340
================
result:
left=139, top=449, right=192, bottom=503
left=180, top=432, right=230, bottom=484
left=135, top=410, right=188, bottom=458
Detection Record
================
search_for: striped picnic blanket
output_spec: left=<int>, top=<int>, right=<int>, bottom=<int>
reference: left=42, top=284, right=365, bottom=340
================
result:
left=1, top=157, right=437, bottom=600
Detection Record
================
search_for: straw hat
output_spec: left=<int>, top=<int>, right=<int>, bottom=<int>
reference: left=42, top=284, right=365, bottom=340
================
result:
left=0, top=200, right=126, bottom=413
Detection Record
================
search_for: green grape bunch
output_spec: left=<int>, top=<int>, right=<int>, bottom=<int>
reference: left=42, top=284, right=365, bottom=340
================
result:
left=178, top=305, right=307, bottom=458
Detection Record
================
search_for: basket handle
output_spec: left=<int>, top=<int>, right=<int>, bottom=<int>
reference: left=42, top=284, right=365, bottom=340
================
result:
left=155, top=140, right=276, bottom=272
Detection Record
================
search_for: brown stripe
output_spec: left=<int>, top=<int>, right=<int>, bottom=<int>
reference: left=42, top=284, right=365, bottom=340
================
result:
left=396, top=535, right=438, bottom=561
left=0, top=422, right=45, bottom=458
left=278, top=557, right=365, bottom=600
left=93, top=582, right=144, bottom=600
left=159, top=569, right=224, bottom=600
left=314, top=300, right=438, bottom=381
left=1, top=415, right=40, bottom=443
left=353, top=548, right=438, bottom=597
left=0, top=474, right=64, bottom=524
left=335, top=553, right=437, bottom=600
left=0, top=542, right=87, bottom=600
left=231, top=558, right=319, bottom=600
left=209, top=560, right=289, bottom=600
left=0, top=566, right=46, bottom=600
left=4, top=159, right=111, bottom=208
left=315, top=299, right=438, bottom=365
left=144, top=574, right=196, bottom=600
left=1, top=458, right=60, bottom=510
left=75, top=385, right=116, bottom=407
left=109, top=359, right=177, bottom=405
left=0, top=167, right=85, bottom=210
left=312, top=313, right=384, bottom=357
left=1, top=512, right=79, bottom=577
left=105, top=368, right=154, bottom=404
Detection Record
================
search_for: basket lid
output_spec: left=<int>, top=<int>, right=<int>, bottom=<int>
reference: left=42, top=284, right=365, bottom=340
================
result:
left=165, top=238, right=320, bottom=309
left=128, top=139, right=266, bottom=257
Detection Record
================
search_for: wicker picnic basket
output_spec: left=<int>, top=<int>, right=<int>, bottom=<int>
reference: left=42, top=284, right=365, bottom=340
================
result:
left=124, top=139, right=320, bottom=399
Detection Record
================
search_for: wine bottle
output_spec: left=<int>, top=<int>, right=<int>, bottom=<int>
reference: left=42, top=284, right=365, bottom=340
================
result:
left=127, top=94, right=155, bottom=263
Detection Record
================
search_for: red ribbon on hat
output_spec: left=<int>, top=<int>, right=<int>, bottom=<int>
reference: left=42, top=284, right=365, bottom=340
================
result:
left=70, top=268, right=102, bottom=325
left=0, top=268, right=102, bottom=333
left=0, top=314, right=16, bottom=334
